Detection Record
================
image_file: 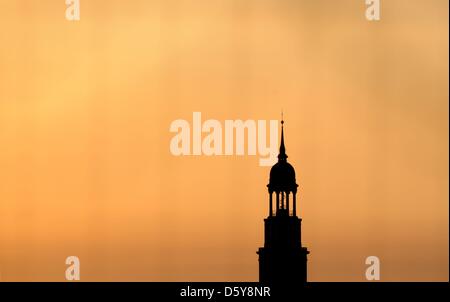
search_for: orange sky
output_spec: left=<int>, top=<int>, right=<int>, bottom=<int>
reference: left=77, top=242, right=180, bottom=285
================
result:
left=0, top=0, right=448, bottom=281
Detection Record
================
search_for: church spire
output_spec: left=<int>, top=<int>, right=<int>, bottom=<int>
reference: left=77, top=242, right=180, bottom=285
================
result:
left=278, top=117, right=288, bottom=161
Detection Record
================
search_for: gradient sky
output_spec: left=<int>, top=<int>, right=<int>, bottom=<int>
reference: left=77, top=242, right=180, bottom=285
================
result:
left=0, top=0, right=448, bottom=281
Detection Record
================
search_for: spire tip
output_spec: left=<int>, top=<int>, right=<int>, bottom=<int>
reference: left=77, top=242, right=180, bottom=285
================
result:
left=278, top=114, right=287, bottom=161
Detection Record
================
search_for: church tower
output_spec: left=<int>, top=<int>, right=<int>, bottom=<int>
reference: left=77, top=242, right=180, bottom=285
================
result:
left=257, top=119, right=309, bottom=284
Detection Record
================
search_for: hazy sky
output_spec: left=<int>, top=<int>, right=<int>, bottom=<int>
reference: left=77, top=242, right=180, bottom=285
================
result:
left=0, top=0, right=448, bottom=281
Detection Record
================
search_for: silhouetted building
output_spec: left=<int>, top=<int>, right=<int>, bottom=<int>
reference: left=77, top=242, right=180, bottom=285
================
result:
left=257, top=120, right=309, bottom=284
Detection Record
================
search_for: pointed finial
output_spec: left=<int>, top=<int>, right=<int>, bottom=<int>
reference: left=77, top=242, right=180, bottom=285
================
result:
left=278, top=112, right=287, bottom=161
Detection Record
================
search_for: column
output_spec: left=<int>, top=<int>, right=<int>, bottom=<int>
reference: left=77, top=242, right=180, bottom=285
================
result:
left=293, top=192, right=297, bottom=217
left=276, top=192, right=280, bottom=213
left=286, top=192, right=290, bottom=215
left=269, top=192, right=273, bottom=216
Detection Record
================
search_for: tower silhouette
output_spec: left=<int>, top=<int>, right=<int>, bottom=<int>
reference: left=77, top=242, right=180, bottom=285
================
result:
left=257, top=119, right=309, bottom=284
